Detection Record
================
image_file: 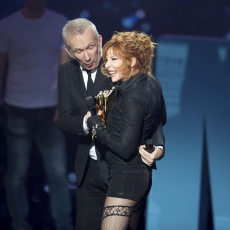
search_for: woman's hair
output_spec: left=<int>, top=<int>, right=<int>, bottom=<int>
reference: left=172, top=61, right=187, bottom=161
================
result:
left=101, top=31, right=157, bottom=78
left=62, top=18, right=99, bottom=51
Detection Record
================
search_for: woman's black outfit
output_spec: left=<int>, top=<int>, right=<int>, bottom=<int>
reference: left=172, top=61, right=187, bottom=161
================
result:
left=88, top=73, right=166, bottom=201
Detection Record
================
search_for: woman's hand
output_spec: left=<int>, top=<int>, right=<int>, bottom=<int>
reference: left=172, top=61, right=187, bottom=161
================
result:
left=87, top=115, right=102, bottom=129
left=85, top=109, right=103, bottom=128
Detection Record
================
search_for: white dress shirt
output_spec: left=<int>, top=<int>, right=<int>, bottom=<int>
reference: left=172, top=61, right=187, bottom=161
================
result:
left=81, top=67, right=98, bottom=160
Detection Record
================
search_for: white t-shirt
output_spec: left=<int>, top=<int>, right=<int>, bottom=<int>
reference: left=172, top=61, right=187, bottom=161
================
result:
left=0, top=9, right=67, bottom=108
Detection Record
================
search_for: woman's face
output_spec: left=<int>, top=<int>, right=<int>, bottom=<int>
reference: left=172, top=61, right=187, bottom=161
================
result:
left=104, top=47, right=127, bottom=82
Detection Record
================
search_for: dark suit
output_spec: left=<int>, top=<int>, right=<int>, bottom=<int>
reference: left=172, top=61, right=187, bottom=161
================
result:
left=58, top=59, right=113, bottom=185
left=57, top=58, right=166, bottom=229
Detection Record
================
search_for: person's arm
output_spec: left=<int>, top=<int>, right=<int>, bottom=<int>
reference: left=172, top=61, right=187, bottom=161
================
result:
left=138, top=123, right=165, bottom=166
left=151, top=122, right=165, bottom=147
left=0, top=51, right=7, bottom=96
left=57, top=64, right=88, bottom=136
left=0, top=51, right=6, bottom=128
left=138, top=92, right=167, bottom=166
left=88, top=95, right=147, bottom=160
left=0, top=19, right=8, bottom=102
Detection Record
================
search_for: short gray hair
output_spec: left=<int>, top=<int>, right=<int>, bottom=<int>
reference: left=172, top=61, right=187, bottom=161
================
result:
left=62, top=18, right=99, bottom=51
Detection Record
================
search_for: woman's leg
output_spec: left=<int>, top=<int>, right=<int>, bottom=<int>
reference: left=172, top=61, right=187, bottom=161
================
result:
left=101, top=196, right=137, bottom=230
left=129, top=201, right=144, bottom=230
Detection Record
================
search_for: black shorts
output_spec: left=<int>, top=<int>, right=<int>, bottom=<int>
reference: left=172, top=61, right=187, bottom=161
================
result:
left=107, top=164, right=152, bottom=202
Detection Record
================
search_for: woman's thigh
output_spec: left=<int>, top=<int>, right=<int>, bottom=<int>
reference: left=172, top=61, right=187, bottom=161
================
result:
left=107, top=165, right=151, bottom=202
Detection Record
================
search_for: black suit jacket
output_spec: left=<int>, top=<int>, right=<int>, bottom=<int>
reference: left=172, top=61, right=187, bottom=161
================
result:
left=58, top=59, right=166, bottom=186
left=58, top=59, right=112, bottom=186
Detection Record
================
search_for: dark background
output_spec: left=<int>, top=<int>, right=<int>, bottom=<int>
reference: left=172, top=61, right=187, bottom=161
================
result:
left=1, top=0, right=230, bottom=41
left=0, top=0, right=230, bottom=229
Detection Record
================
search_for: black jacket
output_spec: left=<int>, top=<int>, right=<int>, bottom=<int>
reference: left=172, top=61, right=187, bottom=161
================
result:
left=58, top=59, right=112, bottom=186
left=94, top=73, right=167, bottom=165
left=58, top=59, right=166, bottom=185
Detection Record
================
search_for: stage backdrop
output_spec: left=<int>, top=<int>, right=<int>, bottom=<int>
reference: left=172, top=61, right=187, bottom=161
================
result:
left=146, top=35, right=230, bottom=230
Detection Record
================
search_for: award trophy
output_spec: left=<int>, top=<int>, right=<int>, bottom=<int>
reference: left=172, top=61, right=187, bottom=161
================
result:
left=95, top=86, right=115, bottom=125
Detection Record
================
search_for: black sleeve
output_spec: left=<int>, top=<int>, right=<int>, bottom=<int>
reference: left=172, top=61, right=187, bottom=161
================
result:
left=57, top=65, right=87, bottom=136
left=151, top=91, right=167, bottom=148
left=96, top=96, right=145, bottom=160
left=151, top=122, right=165, bottom=147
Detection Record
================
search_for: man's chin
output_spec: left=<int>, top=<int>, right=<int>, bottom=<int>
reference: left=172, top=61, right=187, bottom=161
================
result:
left=84, top=64, right=96, bottom=70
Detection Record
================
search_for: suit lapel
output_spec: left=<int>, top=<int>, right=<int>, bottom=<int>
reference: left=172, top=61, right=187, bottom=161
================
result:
left=92, top=60, right=108, bottom=96
left=70, top=61, right=88, bottom=100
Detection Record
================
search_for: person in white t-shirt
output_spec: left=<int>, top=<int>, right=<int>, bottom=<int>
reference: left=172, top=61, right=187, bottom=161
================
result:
left=0, top=0, right=73, bottom=229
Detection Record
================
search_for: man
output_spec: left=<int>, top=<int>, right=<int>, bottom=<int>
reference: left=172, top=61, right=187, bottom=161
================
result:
left=0, top=0, right=73, bottom=229
left=58, top=18, right=166, bottom=230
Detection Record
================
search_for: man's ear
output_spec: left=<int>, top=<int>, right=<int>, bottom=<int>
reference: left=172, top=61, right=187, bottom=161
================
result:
left=130, top=57, right=136, bottom=68
left=65, top=47, right=74, bottom=59
left=98, top=35, right=102, bottom=49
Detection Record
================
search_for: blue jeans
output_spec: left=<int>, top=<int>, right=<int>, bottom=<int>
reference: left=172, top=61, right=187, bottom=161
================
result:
left=4, top=104, right=73, bottom=230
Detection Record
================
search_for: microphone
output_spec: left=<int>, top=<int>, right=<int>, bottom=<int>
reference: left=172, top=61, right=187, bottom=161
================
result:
left=145, top=139, right=155, bottom=153
left=85, top=96, right=96, bottom=115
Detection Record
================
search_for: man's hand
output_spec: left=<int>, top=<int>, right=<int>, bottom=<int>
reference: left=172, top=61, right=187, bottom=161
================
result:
left=138, top=145, right=164, bottom=166
left=85, top=111, right=91, bottom=127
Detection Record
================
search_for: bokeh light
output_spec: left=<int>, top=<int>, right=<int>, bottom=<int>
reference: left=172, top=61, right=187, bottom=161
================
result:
left=140, top=22, right=152, bottom=32
left=79, top=10, right=90, bottom=18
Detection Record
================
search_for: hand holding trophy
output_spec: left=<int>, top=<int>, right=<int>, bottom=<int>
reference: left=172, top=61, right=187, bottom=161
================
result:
left=86, top=87, right=115, bottom=139
left=95, top=86, right=115, bottom=126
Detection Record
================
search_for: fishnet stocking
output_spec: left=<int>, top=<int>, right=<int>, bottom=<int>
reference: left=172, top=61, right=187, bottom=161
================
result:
left=129, top=201, right=144, bottom=230
left=101, top=197, right=137, bottom=230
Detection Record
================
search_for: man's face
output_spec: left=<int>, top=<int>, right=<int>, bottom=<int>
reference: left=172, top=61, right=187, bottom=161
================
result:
left=65, top=28, right=102, bottom=71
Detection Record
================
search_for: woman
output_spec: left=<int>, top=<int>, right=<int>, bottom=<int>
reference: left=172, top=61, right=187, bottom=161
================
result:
left=87, top=31, right=165, bottom=230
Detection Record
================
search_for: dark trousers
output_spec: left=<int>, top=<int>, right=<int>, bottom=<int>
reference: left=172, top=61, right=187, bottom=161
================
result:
left=4, top=104, right=73, bottom=230
left=76, top=158, right=108, bottom=230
